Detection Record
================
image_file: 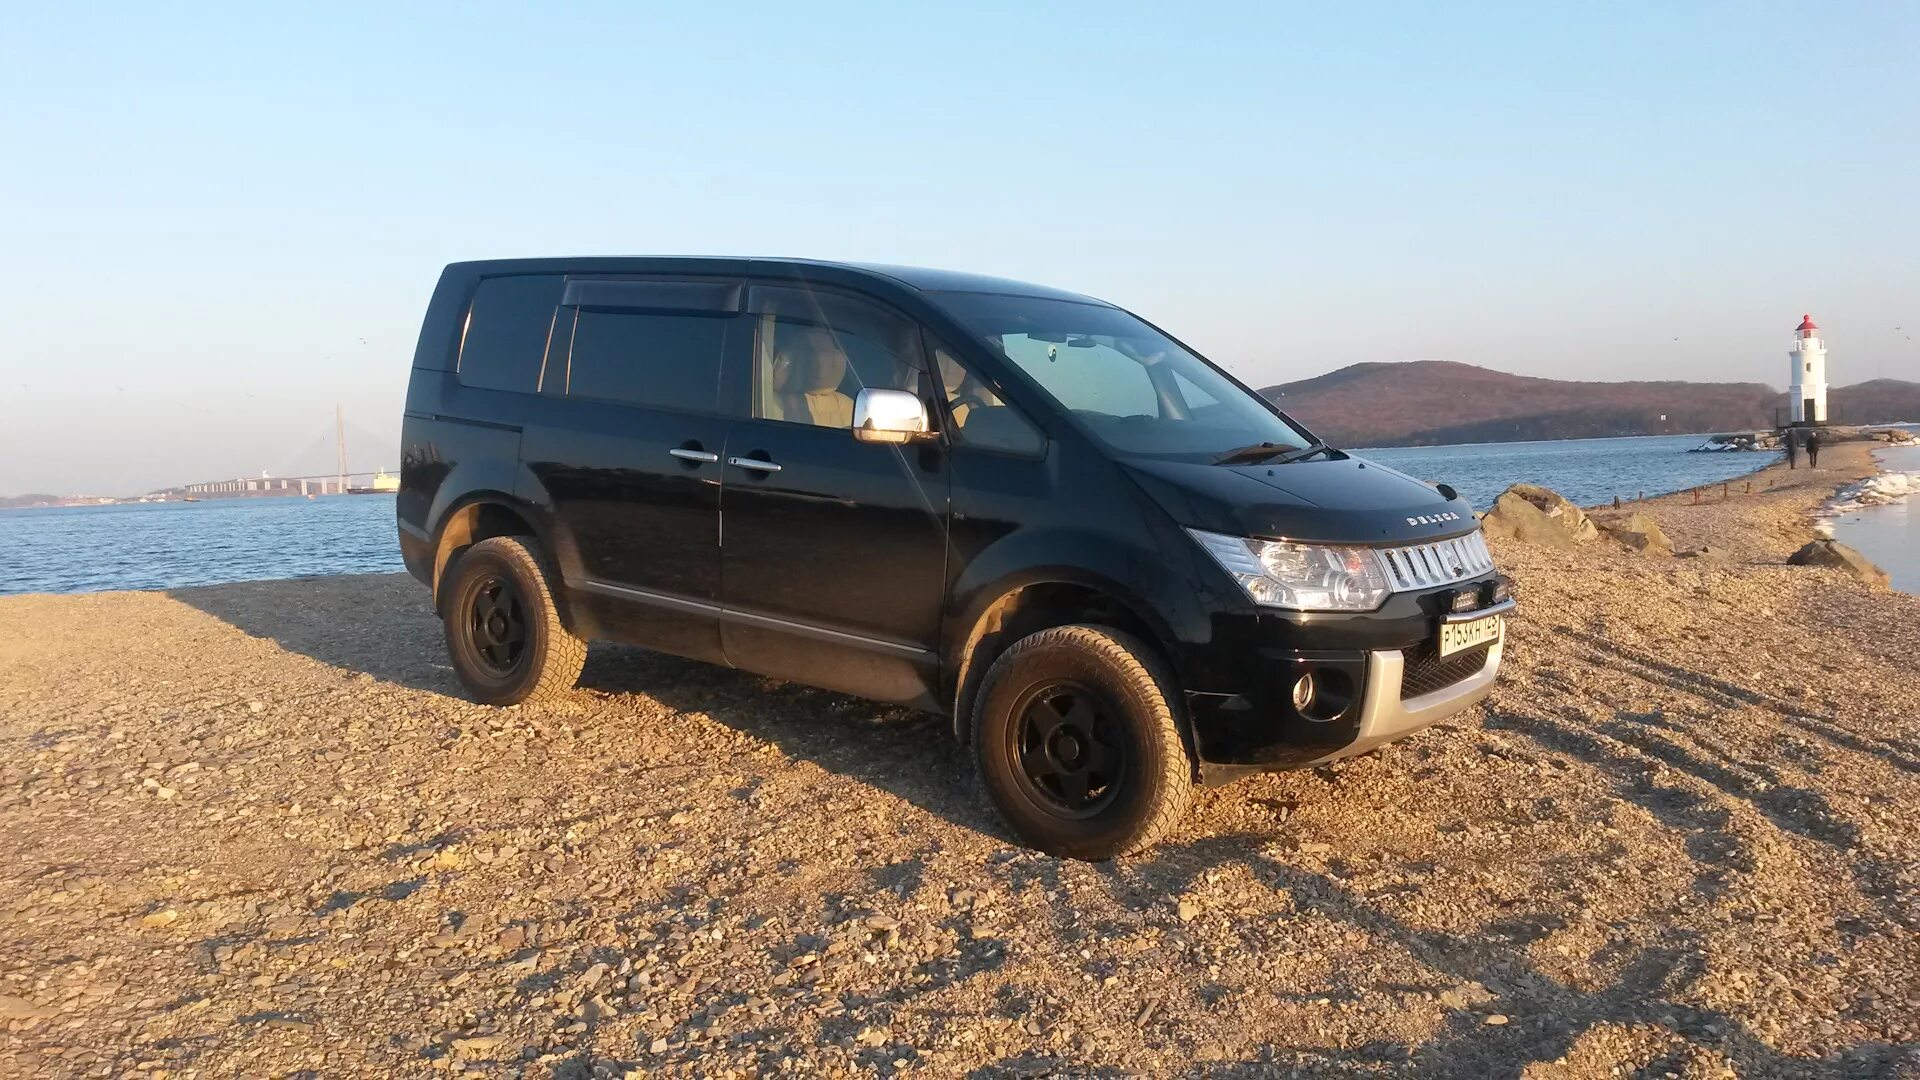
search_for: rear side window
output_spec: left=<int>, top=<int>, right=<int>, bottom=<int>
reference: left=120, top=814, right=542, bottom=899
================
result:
left=458, top=275, right=563, bottom=392
left=566, top=311, right=728, bottom=413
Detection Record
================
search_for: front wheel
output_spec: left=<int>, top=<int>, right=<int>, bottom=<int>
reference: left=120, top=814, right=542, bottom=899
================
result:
left=441, top=536, right=587, bottom=705
left=972, top=624, right=1194, bottom=859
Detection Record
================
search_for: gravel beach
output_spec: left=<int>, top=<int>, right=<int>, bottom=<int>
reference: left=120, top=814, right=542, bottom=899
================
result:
left=2, top=443, right=1914, bottom=1079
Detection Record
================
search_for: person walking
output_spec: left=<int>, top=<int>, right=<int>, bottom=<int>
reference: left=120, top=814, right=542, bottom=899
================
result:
left=1806, top=430, right=1822, bottom=468
left=1785, top=428, right=1800, bottom=469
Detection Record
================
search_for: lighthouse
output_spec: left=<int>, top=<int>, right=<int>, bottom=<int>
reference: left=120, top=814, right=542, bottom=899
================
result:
left=1787, top=314, right=1827, bottom=425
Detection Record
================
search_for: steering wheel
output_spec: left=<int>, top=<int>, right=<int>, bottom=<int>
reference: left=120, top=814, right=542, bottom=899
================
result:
left=949, top=392, right=989, bottom=419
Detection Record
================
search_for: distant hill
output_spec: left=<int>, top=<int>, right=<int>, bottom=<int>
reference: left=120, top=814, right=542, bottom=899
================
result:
left=1832, top=379, right=1920, bottom=426
left=0, top=494, right=66, bottom=509
left=1258, top=361, right=1920, bottom=446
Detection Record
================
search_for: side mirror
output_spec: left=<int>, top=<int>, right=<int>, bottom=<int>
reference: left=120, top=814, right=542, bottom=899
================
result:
left=853, top=388, right=932, bottom=444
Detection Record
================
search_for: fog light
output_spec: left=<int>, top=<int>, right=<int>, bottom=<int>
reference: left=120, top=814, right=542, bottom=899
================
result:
left=1291, top=672, right=1316, bottom=712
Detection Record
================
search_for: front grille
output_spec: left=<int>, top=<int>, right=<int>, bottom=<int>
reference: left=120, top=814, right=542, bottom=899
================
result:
left=1399, top=641, right=1493, bottom=700
left=1378, top=531, right=1495, bottom=591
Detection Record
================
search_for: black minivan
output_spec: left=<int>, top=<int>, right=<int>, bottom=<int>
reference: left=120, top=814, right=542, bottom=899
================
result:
left=398, top=258, right=1510, bottom=858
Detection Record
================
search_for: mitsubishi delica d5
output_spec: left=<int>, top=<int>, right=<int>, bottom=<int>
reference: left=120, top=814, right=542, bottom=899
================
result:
left=397, top=258, right=1512, bottom=859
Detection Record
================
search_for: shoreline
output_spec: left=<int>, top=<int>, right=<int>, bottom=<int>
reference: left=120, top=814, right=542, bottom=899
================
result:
left=1817, top=441, right=1920, bottom=517
left=1575, top=440, right=1880, bottom=562
left=1, top=446, right=1916, bottom=1075
left=1820, top=443, right=1920, bottom=594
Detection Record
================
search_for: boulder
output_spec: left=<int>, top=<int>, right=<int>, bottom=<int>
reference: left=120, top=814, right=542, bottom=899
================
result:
left=1599, top=511, right=1673, bottom=557
left=1480, top=491, right=1578, bottom=550
left=1482, top=480, right=1605, bottom=545
left=1504, top=483, right=1600, bottom=541
left=1787, top=539, right=1890, bottom=588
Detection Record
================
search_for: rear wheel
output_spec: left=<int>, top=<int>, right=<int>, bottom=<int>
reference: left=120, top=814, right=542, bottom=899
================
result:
left=972, top=624, right=1194, bottom=859
left=442, top=536, right=587, bottom=705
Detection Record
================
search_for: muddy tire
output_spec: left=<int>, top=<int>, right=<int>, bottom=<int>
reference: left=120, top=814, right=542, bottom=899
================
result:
left=972, top=624, right=1194, bottom=859
left=441, top=536, right=587, bottom=706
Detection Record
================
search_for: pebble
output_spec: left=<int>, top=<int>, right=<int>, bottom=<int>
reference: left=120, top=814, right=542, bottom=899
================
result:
left=2, top=480, right=1913, bottom=1080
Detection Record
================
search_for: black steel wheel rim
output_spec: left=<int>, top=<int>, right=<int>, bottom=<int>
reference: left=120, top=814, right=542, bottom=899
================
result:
left=1011, top=681, right=1127, bottom=817
left=467, top=574, right=528, bottom=676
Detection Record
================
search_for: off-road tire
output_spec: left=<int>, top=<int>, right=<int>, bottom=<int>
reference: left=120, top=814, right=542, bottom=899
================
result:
left=441, top=536, right=587, bottom=706
left=972, top=624, right=1194, bottom=859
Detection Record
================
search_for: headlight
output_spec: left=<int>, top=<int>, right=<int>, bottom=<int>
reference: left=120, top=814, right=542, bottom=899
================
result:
left=1187, top=529, right=1391, bottom=612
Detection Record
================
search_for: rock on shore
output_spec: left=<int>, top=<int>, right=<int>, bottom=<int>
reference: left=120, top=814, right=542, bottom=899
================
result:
left=1484, top=484, right=1675, bottom=557
left=0, top=442, right=1914, bottom=1077
left=1595, top=510, right=1674, bottom=556
left=1479, top=483, right=1598, bottom=548
left=1788, top=538, right=1891, bottom=588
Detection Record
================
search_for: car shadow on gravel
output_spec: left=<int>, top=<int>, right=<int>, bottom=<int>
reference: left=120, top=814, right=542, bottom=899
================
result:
left=579, top=643, right=1006, bottom=844
left=168, top=573, right=462, bottom=695
left=168, top=575, right=1009, bottom=844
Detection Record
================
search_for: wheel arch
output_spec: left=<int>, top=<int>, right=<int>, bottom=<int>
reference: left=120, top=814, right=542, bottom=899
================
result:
left=945, top=569, right=1188, bottom=745
left=429, top=492, right=551, bottom=610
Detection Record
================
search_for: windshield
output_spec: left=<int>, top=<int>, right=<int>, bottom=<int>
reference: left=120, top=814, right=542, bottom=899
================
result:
left=930, top=292, right=1313, bottom=461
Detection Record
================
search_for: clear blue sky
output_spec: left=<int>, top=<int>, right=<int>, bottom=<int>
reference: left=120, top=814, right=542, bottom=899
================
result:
left=2, top=2, right=1915, bottom=494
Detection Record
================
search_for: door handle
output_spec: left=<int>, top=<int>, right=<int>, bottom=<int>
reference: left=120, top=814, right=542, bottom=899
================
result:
left=728, top=456, right=782, bottom=473
left=669, top=447, right=719, bottom=464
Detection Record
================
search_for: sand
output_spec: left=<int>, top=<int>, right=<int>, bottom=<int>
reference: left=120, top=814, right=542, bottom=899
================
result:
left=0, top=442, right=1914, bottom=1078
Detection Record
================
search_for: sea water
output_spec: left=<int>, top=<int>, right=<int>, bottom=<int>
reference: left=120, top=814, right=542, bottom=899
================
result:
left=3, top=434, right=1775, bottom=596
left=1354, top=433, right=1773, bottom=508
left=1824, top=443, right=1920, bottom=594
left=2, top=496, right=405, bottom=596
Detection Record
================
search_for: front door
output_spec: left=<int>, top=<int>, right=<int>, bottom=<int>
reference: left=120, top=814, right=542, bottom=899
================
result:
left=518, top=277, right=746, bottom=663
left=717, top=283, right=949, bottom=705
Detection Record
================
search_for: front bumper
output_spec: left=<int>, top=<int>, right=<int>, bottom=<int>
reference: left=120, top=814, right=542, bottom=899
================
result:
left=1184, top=588, right=1509, bottom=781
left=1304, top=635, right=1502, bottom=765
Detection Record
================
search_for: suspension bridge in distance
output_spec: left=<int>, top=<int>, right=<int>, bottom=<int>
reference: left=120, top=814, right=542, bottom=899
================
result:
left=147, top=405, right=401, bottom=501
left=160, top=470, right=399, bottom=499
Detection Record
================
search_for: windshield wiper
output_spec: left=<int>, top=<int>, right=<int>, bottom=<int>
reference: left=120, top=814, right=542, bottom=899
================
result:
left=1213, top=442, right=1293, bottom=465
left=1270, top=441, right=1334, bottom=464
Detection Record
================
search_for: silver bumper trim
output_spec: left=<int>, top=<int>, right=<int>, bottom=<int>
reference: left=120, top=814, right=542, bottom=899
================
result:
left=1308, top=637, right=1504, bottom=764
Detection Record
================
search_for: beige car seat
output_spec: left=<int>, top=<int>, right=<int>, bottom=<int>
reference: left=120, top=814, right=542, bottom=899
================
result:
left=936, top=348, right=971, bottom=426
left=771, top=326, right=854, bottom=428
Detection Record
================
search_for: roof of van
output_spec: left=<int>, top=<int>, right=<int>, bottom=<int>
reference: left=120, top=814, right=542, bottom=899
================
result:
left=443, top=257, right=1108, bottom=305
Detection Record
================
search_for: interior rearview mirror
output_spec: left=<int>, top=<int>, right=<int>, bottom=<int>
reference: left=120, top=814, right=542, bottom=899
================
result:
left=853, top=388, right=932, bottom=444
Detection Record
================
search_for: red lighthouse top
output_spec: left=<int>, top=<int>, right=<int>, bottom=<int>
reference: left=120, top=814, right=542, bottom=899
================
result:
left=1797, top=314, right=1819, bottom=332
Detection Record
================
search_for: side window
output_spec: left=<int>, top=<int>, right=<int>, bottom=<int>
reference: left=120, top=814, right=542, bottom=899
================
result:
left=459, top=275, right=564, bottom=392
left=750, top=286, right=924, bottom=430
left=930, top=338, right=1045, bottom=456
left=565, top=310, right=728, bottom=412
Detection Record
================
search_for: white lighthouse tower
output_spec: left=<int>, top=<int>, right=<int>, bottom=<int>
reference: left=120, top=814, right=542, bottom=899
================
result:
left=1787, top=314, right=1827, bottom=425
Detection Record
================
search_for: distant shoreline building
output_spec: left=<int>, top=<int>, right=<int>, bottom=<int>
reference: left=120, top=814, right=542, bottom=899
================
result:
left=1787, top=313, right=1828, bottom=426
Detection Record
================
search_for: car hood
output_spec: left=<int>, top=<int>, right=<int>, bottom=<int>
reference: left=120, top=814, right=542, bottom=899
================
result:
left=1120, top=453, right=1479, bottom=545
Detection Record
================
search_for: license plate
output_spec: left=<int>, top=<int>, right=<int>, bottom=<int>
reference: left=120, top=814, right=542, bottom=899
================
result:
left=1438, top=614, right=1504, bottom=657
